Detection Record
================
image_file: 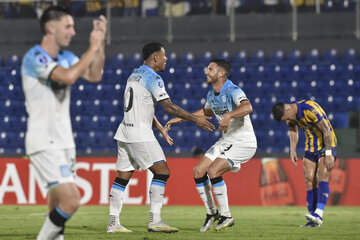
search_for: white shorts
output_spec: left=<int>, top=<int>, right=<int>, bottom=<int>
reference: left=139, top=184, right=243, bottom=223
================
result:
left=204, top=139, right=257, bottom=172
left=116, top=140, right=166, bottom=171
left=29, top=148, right=76, bottom=189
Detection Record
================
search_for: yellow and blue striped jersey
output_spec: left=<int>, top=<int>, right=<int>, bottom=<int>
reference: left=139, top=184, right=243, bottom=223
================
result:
left=290, top=100, right=337, bottom=153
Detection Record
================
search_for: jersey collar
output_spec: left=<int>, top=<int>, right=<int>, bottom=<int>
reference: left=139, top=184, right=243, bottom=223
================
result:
left=295, top=101, right=304, bottom=120
left=218, top=79, right=231, bottom=95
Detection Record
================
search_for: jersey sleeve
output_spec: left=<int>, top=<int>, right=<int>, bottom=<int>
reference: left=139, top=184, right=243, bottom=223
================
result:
left=231, top=86, right=248, bottom=107
left=63, top=50, right=79, bottom=67
left=33, top=53, right=58, bottom=80
left=147, top=75, right=170, bottom=102
left=204, top=91, right=212, bottom=110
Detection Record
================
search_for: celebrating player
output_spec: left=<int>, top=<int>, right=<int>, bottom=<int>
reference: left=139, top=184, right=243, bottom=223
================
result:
left=166, top=59, right=257, bottom=232
left=107, top=42, right=215, bottom=233
left=21, top=6, right=106, bottom=240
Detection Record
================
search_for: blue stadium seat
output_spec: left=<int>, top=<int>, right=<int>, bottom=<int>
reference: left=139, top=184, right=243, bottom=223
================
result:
left=286, top=49, right=302, bottom=64
left=232, top=50, right=248, bottom=66
left=305, top=48, right=320, bottom=63
left=4, top=69, right=21, bottom=84
left=269, top=50, right=285, bottom=64
left=106, top=68, right=130, bottom=85
left=167, top=52, right=178, bottom=66
left=5, top=54, right=21, bottom=68
left=192, top=65, right=207, bottom=79
left=1, top=115, right=26, bottom=131
left=216, top=51, right=231, bottom=62
left=198, top=51, right=212, bottom=65
left=108, top=53, right=125, bottom=69
left=250, top=50, right=266, bottom=64
left=4, top=84, right=24, bottom=100
left=179, top=52, right=195, bottom=66
left=323, top=0, right=355, bottom=12
left=127, top=52, right=142, bottom=69
left=189, top=0, right=211, bottom=14
left=341, top=48, right=358, bottom=63
left=0, top=131, right=25, bottom=148
left=323, top=48, right=338, bottom=63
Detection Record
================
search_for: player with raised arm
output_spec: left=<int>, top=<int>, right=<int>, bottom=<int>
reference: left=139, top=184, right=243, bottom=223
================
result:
left=107, top=42, right=215, bottom=233
left=166, top=59, right=257, bottom=232
left=21, top=6, right=106, bottom=240
left=272, top=100, right=337, bottom=227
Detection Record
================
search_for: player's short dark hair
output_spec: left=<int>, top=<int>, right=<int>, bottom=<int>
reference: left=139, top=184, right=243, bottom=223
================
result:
left=142, top=42, right=164, bottom=61
left=210, top=59, right=231, bottom=78
left=272, top=103, right=286, bottom=121
left=40, top=6, right=72, bottom=35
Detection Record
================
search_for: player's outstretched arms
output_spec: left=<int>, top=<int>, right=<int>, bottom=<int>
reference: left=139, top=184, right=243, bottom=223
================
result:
left=165, top=108, right=212, bottom=129
left=159, top=99, right=215, bottom=132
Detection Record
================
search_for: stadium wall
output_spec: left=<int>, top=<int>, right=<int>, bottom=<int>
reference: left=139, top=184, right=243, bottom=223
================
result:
left=1, top=157, right=359, bottom=206
left=0, top=13, right=359, bottom=57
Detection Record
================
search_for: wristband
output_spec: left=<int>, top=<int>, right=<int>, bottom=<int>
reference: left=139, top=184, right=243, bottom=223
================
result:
left=325, top=150, right=332, bottom=156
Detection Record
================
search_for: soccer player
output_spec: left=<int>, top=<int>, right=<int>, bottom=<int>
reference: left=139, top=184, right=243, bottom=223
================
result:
left=166, top=59, right=257, bottom=232
left=21, top=6, right=106, bottom=240
left=107, top=42, right=215, bottom=233
left=272, top=100, right=337, bottom=227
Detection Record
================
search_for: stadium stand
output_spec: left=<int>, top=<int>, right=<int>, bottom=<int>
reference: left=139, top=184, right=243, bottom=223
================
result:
left=0, top=48, right=359, bottom=154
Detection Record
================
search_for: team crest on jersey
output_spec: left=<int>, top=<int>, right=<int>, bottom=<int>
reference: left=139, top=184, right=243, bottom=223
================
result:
left=158, top=81, right=163, bottom=88
left=38, top=54, right=48, bottom=65
left=222, top=95, right=226, bottom=103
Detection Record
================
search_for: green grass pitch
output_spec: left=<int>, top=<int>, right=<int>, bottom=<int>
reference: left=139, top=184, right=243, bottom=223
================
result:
left=1, top=205, right=359, bottom=239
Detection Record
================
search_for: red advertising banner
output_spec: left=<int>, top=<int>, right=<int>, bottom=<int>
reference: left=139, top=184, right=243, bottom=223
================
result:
left=0, top=157, right=359, bottom=206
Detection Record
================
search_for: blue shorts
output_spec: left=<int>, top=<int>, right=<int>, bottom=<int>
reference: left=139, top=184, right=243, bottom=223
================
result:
left=304, top=147, right=337, bottom=163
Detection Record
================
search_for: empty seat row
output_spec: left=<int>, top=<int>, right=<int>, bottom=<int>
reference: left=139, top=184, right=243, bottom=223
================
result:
left=1, top=48, right=359, bottom=70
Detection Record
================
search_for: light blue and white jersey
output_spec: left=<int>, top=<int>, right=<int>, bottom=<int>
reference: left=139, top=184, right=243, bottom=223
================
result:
left=205, top=79, right=256, bottom=146
left=114, top=65, right=170, bottom=142
left=21, top=45, right=79, bottom=154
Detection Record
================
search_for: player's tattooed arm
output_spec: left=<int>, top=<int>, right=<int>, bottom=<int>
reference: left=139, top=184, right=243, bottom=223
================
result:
left=316, top=118, right=335, bottom=171
left=316, top=119, right=332, bottom=151
left=160, top=99, right=214, bottom=131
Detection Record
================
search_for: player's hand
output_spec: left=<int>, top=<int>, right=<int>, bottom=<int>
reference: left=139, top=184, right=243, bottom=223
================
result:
left=290, top=151, right=298, bottom=166
left=89, top=29, right=103, bottom=50
left=165, top=117, right=183, bottom=129
left=194, top=116, right=215, bottom=132
left=161, top=126, right=173, bottom=146
left=218, top=113, right=231, bottom=134
left=89, top=15, right=107, bottom=50
left=94, top=15, right=107, bottom=33
left=324, top=155, right=335, bottom=172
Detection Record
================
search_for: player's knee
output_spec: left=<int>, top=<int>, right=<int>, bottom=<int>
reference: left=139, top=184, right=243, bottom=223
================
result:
left=60, top=186, right=81, bottom=214
left=193, top=166, right=205, bottom=178
left=304, top=176, right=315, bottom=189
left=206, top=167, right=218, bottom=179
